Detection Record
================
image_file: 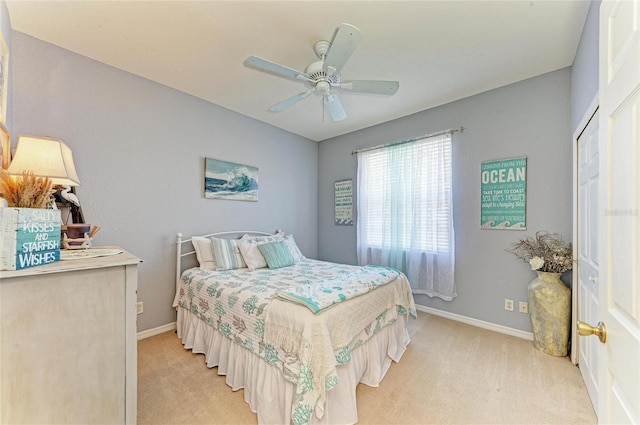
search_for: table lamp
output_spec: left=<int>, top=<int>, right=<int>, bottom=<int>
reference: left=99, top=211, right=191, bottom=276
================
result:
left=6, top=135, right=84, bottom=224
left=6, top=135, right=80, bottom=186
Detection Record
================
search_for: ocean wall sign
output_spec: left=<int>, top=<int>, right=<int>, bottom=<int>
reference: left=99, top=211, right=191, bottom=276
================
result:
left=481, top=157, right=526, bottom=230
left=335, top=179, right=353, bottom=226
left=204, top=157, right=258, bottom=202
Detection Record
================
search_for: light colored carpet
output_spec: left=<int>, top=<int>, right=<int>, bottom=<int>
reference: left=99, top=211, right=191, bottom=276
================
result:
left=138, top=312, right=597, bottom=424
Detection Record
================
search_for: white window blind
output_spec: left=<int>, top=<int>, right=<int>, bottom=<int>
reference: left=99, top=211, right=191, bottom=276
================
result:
left=361, top=137, right=452, bottom=252
left=356, top=133, right=456, bottom=300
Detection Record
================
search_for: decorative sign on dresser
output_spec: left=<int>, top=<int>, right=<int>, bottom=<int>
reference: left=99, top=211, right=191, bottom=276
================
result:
left=0, top=207, right=61, bottom=270
left=0, top=248, right=140, bottom=424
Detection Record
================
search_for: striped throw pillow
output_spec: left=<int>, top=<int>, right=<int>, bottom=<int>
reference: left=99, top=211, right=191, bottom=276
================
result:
left=211, top=238, right=247, bottom=270
left=257, top=241, right=295, bottom=269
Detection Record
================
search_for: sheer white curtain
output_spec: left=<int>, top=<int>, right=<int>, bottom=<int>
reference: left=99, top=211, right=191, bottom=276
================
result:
left=356, top=133, right=456, bottom=300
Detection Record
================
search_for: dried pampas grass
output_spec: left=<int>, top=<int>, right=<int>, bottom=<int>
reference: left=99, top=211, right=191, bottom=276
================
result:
left=0, top=170, right=55, bottom=209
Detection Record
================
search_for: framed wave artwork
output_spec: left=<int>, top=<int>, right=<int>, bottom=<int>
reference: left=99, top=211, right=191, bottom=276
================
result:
left=204, top=157, right=259, bottom=202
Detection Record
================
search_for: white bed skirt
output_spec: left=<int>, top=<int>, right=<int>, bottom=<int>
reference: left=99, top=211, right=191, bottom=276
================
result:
left=176, top=307, right=411, bottom=425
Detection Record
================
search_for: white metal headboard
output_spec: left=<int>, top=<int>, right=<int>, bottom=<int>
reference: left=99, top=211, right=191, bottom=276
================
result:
left=174, top=230, right=278, bottom=307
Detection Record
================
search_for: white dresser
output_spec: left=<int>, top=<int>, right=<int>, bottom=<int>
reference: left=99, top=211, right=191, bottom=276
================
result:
left=0, top=248, right=140, bottom=424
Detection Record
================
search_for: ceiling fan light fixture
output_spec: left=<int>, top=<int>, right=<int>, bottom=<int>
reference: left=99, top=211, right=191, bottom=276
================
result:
left=316, top=81, right=330, bottom=95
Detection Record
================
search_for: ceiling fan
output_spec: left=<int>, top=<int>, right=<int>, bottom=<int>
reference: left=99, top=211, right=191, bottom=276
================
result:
left=244, top=23, right=399, bottom=122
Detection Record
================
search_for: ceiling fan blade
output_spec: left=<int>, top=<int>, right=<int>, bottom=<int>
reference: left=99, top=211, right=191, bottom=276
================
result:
left=269, top=90, right=313, bottom=112
left=324, top=94, right=347, bottom=122
left=323, top=23, right=363, bottom=75
left=341, top=80, right=399, bottom=95
left=245, top=56, right=310, bottom=82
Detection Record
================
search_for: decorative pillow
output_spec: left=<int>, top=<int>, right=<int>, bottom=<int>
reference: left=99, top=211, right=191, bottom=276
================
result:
left=283, top=234, right=305, bottom=262
left=241, top=233, right=283, bottom=243
left=258, top=241, right=295, bottom=269
left=211, top=237, right=247, bottom=270
left=191, top=236, right=216, bottom=270
left=238, top=241, right=268, bottom=271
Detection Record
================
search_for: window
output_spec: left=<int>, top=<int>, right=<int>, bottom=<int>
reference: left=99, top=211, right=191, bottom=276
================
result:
left=356, top=133, right=456, bottom=300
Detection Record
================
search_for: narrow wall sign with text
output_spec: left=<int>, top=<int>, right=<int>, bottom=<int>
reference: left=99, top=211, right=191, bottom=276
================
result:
left=481, top=157, right=527, bottom=230
left=335, top=179, right=353, bottom=226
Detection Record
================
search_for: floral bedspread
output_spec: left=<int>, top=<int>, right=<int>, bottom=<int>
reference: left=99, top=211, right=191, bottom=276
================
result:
left=177, top=259, right=416, bottom=425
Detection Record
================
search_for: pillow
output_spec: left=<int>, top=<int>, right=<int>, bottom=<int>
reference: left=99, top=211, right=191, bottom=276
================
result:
left=257, top=241, right=295, bottom=269
left=282, top=234, right=305, bottom=262
left=211, top=238, right=247, bottom=270
left=238, top=241, right=268, bottom=271
left=241, top=233, right=283, bottom=243
left=191, top=236, right=216, bottom=270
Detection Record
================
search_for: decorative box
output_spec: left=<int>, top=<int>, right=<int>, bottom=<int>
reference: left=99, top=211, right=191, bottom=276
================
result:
left=0, top=207, right=61, bottom=270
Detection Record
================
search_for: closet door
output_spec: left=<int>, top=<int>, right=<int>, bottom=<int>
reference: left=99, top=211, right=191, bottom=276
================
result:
left=576, top=107, right=599, bottom=413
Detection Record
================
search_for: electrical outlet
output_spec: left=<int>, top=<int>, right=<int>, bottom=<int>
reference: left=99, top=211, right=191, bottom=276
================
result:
left=504, top=299, right=514, bottom=311
left=136, top=302, right=143, bottom=314
left=519, top=301, right=528, bottom=314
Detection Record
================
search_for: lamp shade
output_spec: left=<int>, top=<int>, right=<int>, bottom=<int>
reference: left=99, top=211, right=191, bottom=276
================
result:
left=6, top=135, right=80, bottom=186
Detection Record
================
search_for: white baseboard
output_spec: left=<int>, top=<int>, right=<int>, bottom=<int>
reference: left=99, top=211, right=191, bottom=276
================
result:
left=415, top=305, right=534, bottom=341
left=137, top=322, right=176, bottom=340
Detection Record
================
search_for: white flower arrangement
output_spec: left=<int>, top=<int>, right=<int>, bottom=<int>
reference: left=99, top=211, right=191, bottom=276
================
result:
left=529, top=256, right=545, bottom=270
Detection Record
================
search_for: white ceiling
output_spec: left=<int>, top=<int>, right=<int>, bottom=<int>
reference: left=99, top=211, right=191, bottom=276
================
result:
left=6, top=1, right=590, bottom=142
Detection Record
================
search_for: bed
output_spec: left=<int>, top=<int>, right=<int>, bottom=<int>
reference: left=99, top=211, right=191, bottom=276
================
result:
left=173, top=230, right=416, bottom=425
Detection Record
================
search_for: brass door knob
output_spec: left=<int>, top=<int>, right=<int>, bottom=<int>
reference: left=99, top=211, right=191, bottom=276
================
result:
left=577, top=321, right=607, bottom=343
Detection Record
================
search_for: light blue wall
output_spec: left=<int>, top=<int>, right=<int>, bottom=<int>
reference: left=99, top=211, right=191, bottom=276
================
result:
left=318, top=69, right=573, bottom=332
left=11, top=32, right=318, bottom=332
left=571, top=0, right=600, bottom=132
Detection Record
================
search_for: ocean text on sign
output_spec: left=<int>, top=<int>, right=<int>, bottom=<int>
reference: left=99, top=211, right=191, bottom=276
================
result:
left=481, top=167, right=526, bottom=184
